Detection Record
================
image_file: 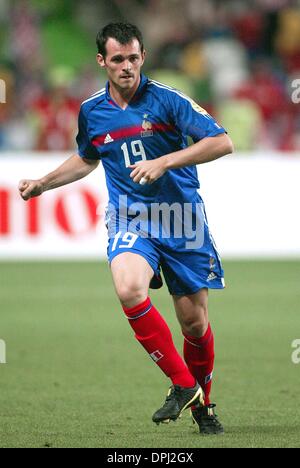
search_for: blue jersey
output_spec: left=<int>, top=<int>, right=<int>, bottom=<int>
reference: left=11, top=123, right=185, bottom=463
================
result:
left=77, top=74, right=226, bottom=294
left=76, top=74, right=226, bottom=210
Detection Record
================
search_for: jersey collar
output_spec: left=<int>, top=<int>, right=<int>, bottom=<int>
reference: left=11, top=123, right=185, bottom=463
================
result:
left=105, top=74, right=148, bottom=106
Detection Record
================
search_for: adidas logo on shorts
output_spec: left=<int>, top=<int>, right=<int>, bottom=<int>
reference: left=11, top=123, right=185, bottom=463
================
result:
left=207, top=272, right=217, bottom=281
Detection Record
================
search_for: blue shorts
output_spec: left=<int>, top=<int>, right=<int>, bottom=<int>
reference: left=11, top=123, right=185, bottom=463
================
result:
left=107, top=203, right=225, bottom=296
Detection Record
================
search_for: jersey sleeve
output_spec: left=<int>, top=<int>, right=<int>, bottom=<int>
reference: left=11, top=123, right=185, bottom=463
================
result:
left=76, top=107, right=101, bottom=160
left=167, top=90, right=226, bottom=142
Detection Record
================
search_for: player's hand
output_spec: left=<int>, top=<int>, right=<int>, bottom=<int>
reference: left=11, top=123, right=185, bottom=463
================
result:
left=18, top=179, right=44, bottom=201
left=129, top=158, right=168, bottom=185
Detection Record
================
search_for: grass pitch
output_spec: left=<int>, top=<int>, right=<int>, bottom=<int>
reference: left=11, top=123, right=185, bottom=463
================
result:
left=0, top=260, right=299, bottom=448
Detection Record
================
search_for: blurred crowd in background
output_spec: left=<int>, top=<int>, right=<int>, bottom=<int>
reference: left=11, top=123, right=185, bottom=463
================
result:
left=0, top=0, right=300, bottom=153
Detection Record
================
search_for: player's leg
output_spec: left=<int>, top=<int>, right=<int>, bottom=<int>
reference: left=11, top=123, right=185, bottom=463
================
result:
left=156, top=196, right=224, bottom=432
left=110, top=251, right=153, bottom=307
left=172, top=290, right=224, bottom=435
left=172, top=289, right=213, bottom=405
left=110, top=252, right=202, bottom=422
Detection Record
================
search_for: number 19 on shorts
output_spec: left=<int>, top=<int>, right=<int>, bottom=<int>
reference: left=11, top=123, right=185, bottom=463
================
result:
left=111, top=231, right=138, bottom=252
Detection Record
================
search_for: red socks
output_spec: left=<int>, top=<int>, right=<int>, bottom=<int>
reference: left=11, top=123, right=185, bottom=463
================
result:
left=183, top=324, right=215, bottom=405
left=122, top=298, right=215, bottom=403
left=123, top=297, right=196, bottom=388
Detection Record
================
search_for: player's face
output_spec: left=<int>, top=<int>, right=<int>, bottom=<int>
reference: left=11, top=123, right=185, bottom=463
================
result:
left=97, top=38, right=145, bottom=91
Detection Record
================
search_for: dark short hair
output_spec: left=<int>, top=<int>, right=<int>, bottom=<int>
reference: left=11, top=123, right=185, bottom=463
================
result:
left=96, top=23, right=144, bottom=58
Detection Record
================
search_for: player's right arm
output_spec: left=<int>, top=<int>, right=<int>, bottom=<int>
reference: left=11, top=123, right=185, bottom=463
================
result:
left=18, top=154, right=99, bottom=201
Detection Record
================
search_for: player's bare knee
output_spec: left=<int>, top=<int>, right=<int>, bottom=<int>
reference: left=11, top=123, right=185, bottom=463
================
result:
left=182, top=314, right=209, bottom=338
left=184, top=323, right=208, bottom=338
left=116, top=284, right=147, bottom=308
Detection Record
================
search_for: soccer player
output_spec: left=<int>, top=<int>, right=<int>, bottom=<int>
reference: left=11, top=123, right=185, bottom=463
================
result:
left=19, top=23, right=233, bottom=435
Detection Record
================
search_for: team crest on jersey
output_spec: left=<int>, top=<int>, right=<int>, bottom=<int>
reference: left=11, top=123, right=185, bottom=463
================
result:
left=141, top=114, right=153, bottom=137
left=209, top=256, right=216, bottom=270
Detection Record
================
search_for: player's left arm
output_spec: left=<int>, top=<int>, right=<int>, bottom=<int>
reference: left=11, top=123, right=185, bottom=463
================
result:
left=130, top=133, right=233, bottom=184
left=164, top=132, right=233, bottom=168
left=130, top=90, right=233, bottom=184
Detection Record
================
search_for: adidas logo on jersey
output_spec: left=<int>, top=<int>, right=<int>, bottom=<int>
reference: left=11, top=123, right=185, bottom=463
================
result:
left=104, top=134, right=114, bottom=144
